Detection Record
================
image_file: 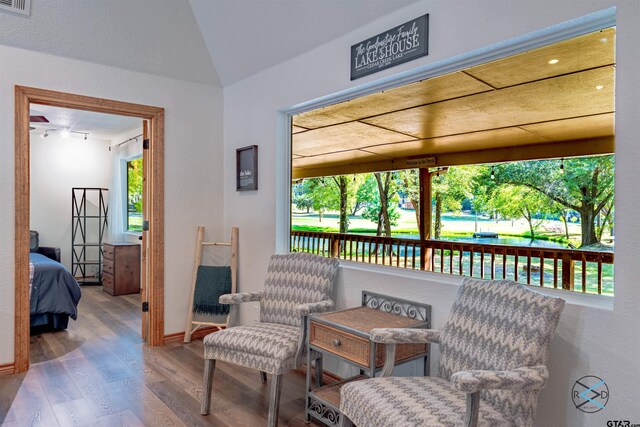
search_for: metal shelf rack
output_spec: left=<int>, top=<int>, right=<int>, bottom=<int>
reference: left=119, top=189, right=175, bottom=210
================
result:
left=71, top=187, right=108, bottom=285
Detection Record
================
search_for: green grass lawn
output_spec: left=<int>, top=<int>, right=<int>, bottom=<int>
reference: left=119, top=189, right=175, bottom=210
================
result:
left=292, top=208, right=587, bottom=244
left=128, top=214, right=143, bottom=232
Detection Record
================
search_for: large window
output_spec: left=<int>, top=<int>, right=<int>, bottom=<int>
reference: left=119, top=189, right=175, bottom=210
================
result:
left=289, top=28, right=615, bottom=295
left=127, top=157, right=143, bottom=232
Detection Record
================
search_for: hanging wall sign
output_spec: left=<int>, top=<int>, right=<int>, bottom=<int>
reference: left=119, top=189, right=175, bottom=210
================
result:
left=404, top=156, right=436, bottom=168
left=351, top=14, right=429, bottom=80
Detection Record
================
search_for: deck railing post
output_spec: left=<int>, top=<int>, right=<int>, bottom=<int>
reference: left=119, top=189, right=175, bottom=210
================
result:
left=561, top=253, right=575, bottom=290
left=331, top=235, right=340, bottom=258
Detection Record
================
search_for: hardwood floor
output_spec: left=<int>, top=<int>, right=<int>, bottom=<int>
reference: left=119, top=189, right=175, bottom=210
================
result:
left=0, top=287, right=323, bottom=426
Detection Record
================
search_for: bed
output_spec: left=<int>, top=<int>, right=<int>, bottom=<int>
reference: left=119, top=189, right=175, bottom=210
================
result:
left=29, top=231, right=81, bottom=331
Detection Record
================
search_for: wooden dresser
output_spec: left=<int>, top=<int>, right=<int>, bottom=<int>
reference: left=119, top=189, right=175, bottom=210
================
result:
left=102, top=243, right=141, bottom=296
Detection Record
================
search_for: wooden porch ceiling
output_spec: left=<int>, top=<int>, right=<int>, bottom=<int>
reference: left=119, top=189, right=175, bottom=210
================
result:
left=292, top=28, right=615, bottom=179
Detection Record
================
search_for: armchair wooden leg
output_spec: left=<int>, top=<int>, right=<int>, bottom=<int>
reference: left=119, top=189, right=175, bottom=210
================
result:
left=260, top=371, right=268, bottom=383
left=464, top=391, right=480, bottom=427
left=201, top=359, right=216, bottom=415
left=267, top=374, right=283, bottom=427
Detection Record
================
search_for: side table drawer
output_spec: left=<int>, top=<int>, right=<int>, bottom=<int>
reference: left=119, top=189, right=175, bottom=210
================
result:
left=310, top=322, right=371, bottom=367
left=310, top=320, right=429, bottom=368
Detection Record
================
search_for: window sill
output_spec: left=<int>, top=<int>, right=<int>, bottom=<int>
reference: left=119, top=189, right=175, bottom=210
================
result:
left=337, top=259, right=613, bottom=311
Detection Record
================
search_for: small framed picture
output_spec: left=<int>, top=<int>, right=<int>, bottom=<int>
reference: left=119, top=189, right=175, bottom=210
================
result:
left=236, top=145, right=258, bottom=191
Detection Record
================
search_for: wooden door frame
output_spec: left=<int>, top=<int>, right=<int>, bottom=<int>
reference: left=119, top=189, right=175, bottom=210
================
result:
left=14, top=86, right=165, bottom=373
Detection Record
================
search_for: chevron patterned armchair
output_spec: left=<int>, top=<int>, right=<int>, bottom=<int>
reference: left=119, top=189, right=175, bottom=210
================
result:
left=340, top=278, right=565, bottom=427
left=201, top=252, right=339, bottom=427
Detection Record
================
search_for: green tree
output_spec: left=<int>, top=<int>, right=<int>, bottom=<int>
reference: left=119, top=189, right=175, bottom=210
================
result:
left=431, top=166, right=477, bottom=239
left=127, top=158, right=143, bottom=213
left=488, top=185, right=553, bottom=239
left=301, top=178, right=335, bottom=222
left=552, top=203, right=573, bottom=241
left=330, top=175, right=351, bottom=233
left=350, top=174, right=368, bottom=216
left=356, top=173, right=379, bottom=212
left=467, top=165, right=495, bottom=232
left=397, top=169, right=420, bottom=229
left=361, top=172, right=400, bottom=237
left=296, top=175, right=357, bottom=232
left=494, top=156, right=614, bottom=247
left=376, top=172, right=398, bottom=237
left=597, top=199, right=614, bottom=242
left=292, top=182, right=312, bottom=213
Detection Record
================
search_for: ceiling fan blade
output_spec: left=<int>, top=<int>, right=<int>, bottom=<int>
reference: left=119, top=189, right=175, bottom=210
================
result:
left=30, top=115, right=49, bottom=123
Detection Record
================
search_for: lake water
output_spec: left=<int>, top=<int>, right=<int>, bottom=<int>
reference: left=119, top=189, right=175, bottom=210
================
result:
left=446, top=236, right=567, bottom=248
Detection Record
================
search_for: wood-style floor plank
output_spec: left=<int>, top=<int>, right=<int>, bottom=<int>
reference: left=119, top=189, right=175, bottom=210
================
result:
left=96, top=409, right=146, bottom=427
left=0, top=367, right=60, bottom=426
left=31, top=361, right=82, bottom=405
left=0, top=287, right=322, bottom=426
left=51, top=398, right=99, bottom=427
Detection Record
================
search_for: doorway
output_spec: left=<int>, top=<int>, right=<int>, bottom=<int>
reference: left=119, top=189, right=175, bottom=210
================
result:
left=14, top=86, right=165, bottom=373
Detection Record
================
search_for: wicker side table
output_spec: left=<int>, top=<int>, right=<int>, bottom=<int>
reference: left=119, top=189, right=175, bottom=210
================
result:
left=306, top=291, right=431, bottom=426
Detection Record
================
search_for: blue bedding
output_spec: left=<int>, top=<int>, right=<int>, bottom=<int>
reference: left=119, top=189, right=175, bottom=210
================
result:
left=29, top=253, right=81, bottom=323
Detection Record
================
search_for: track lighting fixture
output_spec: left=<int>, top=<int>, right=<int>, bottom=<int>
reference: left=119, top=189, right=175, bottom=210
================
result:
left=39, top=128, right=90, bottom=140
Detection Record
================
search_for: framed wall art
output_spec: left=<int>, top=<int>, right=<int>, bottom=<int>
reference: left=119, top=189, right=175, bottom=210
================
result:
left=236, top=145, right=258, bottom=191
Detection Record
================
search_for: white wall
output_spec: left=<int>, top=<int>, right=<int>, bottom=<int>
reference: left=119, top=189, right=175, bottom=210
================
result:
left=30, top=134, right=112, bottom=272
left=223, top=0, right=640, bottom=424
left=111, top=127, right=144, bottom=159
left=0, top=45, right=224, bottom=363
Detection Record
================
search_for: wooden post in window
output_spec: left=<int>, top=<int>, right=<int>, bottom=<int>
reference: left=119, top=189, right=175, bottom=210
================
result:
left=561, top=253, right=575, bottom=290
left=419, top=168, right=432, bottom=271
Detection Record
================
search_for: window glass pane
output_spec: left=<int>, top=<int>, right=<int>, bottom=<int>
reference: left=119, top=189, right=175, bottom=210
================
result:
left=127, top=157, right=143, bottom=232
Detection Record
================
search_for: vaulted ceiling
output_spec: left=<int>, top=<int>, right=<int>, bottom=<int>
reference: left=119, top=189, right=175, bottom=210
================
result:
left=291, top=28, right=615, bottom=178
left=0, top=0, right=419, bottom=87
left=189, top=0, right=420, bottom=86
left=0, top=0, right=218, bottom=85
